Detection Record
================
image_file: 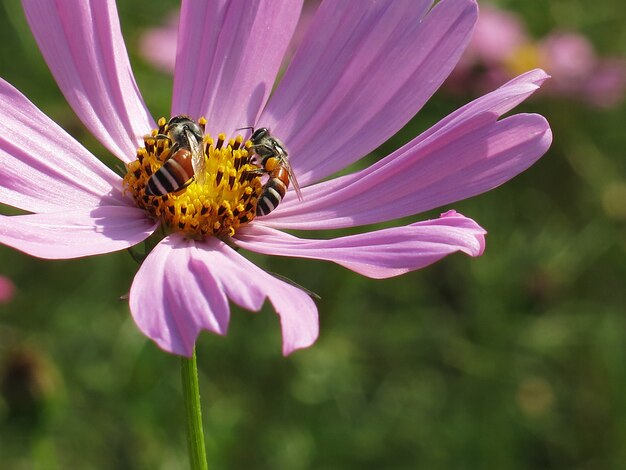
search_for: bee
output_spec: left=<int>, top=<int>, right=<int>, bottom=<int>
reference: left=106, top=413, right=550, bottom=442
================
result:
left=145, top=115, right=206, bottom=196
left=242, top=127, right=303, bottom=216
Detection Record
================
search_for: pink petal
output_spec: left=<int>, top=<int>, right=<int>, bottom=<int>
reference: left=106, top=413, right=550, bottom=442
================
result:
left=261, top=0, right=478, bottom=186
left=0, top=79, right=127, bottom=213
left=0, top=206, right=156, bottom=259
left=172, top=0, right=303, bottom=136
left=412, top=69, right=550, bottom=143
left=129, top=235, right=230, bottom=357
left=261, top=70, right=552, bottom=230
left=236, top=211, right=485, bottom=279
left=130, top=234, right=318, bottom=357
left=22, top=0, right=154, bottom=163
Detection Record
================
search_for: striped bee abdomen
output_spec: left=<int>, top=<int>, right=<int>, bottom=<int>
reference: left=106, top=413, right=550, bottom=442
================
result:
left=145, top=149, right=194, bottom=196
left=256, top=163, right=289, bottom=216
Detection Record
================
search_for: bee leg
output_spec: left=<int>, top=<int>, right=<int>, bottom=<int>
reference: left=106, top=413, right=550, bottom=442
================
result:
left=179, top=178, right=195, bottom=191
left=246, top=167, right=267, bottom=176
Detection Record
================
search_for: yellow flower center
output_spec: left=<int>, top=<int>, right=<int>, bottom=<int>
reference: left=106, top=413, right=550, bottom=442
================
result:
left=123, top=117, right=263, bottom=238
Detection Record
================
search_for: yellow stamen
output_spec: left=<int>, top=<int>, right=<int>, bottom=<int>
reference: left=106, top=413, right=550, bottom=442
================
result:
left=123, top=117, right=262, bottom=238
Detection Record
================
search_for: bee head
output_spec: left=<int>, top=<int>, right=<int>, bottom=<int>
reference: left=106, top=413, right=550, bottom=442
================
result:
left=251, top=127, right=270, bottom=144
left=167, top=115, right=204, bottom=145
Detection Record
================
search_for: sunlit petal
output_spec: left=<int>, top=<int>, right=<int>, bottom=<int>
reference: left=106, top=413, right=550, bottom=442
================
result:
left=260, top=70, right=552, bottom=230
left=130, top=235, right=318, bottom=357
left=237, top=211, right=485, bottom=279
left=172, top=0, right=302, bottom=135
left=262, top=0, right=477, bottom=185
left=0, top=206, right=157, bottom=259
left=22, top=0, right=154, bottom=163
left=0, top=79, right=126, bottom=213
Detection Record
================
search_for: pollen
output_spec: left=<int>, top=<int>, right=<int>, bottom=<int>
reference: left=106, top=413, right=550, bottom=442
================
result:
left=123, top=117, right=263, bottom=238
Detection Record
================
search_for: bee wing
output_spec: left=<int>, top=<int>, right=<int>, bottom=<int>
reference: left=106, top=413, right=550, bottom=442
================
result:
left=186, top=129, right=206, bottom=185
left=272, top=138, right=303, bottom=202
left=284, top=158, right=304, bottom=201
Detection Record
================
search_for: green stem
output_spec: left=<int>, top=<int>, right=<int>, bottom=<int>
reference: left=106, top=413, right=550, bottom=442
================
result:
left=181, top=347, right=209, bottom=470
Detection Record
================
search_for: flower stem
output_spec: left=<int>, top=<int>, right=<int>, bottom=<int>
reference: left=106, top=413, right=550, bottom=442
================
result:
left=181, top=347, right=209, bottom=470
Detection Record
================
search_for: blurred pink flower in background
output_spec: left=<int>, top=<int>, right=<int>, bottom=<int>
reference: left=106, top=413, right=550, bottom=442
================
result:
left=0, top=0, right=551, bottom=357
left=138, top=12, right=179, bottom=73
left=539, top=32, right=626, bottom=107
left=462, top=3, right=527, bottom=64
left=447, top=3, right=626, bottom=108
left=0, top=275, right=15, bottom=304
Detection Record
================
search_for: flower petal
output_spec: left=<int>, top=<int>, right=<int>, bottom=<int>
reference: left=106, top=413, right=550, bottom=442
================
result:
left=236, top=211, right=486, bottom=279
left=261, top=70, right=552, bottom=230
left=0, top=206, right=157, bottom=259
left=172, top=0, right=303, bottom=136
left=129, top=235, right=318, bottom=357
left=261, top=0, right=477, bottom=185
left=22, top=0, right=154, bottom=163
left=129, top=235, right=230, bottom=357
left=0, top=79, right=127, bottom=213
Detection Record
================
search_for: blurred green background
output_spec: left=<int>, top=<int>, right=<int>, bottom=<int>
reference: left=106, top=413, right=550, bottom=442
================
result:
left=1, top=0, right=625, bottom=468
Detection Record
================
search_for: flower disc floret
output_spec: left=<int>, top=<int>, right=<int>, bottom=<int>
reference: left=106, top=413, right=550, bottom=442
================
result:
left=124, top=117, right=263, bottom=237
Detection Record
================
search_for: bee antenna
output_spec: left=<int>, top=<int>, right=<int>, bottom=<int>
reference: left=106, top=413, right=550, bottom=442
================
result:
left=236, top=126, right=255, bottom=132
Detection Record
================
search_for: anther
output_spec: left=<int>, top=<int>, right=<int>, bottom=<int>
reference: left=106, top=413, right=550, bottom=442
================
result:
left=232, top=136, right=243, bottom=150
left=216, top=134, right=225, bottom=150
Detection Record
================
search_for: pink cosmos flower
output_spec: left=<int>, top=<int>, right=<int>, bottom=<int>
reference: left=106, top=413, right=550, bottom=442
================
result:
left=0, top=275, right=15, bottom=304
left=463, top=3, right=527, bottom=64
left=138, top=12, right=179, bottom=73
left=0, top=0, right=551, bottom=357
left=538, top=32, right=626, bottom=108
left=448, top=3, right=625, bottom=107
left=445, top=4, right=528, bottom=95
